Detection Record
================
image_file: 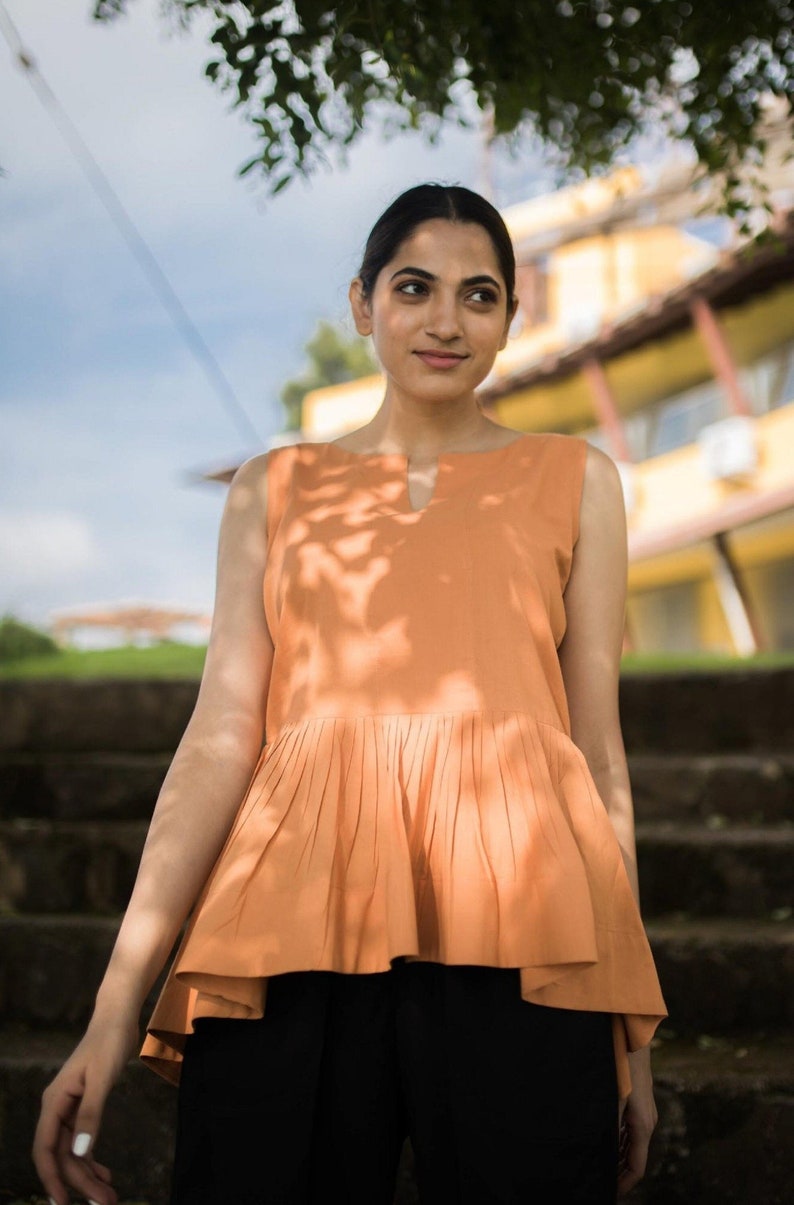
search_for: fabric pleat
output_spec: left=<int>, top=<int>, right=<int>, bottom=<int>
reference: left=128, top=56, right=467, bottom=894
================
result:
left=141, top=710, right=666, bottom=1092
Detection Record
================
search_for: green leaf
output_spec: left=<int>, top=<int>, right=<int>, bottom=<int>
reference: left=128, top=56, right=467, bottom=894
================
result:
left=109, top=0, right=794, bottom=211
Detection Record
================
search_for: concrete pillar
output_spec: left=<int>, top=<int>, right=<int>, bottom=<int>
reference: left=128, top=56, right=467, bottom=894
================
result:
left=690, top=295, right=754, bottom=417
left=710, top=531, right=764, bottom=655
left=582, top=356, right=633, bottom=462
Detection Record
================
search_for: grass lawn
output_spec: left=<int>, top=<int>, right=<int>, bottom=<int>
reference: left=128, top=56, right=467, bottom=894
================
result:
left=1, top=642, right=794, bottom=680
left=0, top=641, right=206, bottom=680
left=619, top=648, right=794, bottom=672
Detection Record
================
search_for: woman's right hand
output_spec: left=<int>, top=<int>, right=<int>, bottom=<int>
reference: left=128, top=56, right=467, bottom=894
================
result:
left=32, top=1013, right=140, bottom=1205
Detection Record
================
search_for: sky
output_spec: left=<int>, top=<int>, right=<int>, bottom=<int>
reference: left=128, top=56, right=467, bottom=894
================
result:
left=1, top=0, right=565, bottom=637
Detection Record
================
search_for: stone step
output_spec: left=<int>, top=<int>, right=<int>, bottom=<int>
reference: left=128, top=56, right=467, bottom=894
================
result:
left=0, top=1026, right=791, bottom=1204
left=632, top=1032, right=794, bottom=1204
left=0, top=818, right=145, bottom=914
left=0, top=915, right=171, bottom=1030
left=1, top=914, right=792, bottom=1037
left=647, top=917, right=794, bottom=1036
left=0, top=1024, right=176, bottom=1204
left=635, top=823, right=794, bottom=918
left=0, top=751, right=170, bottom=821
left=2, top=670, right=793, bottom=756
left=618, top=667, right=794, bottom=752
left=627, top=751, right=794, bottom=826
left=2, top=818, right=792, bottom=918
left=2, top=748, right=793, bottom=828
left=0, top=679, right=198, bottom=754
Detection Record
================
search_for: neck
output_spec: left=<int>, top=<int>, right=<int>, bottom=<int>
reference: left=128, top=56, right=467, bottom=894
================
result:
left=355, top=394, right=499, bottom=460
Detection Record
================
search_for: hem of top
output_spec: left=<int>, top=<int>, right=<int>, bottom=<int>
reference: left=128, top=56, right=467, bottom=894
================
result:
left=139, top=1001, right=659, bottom=1104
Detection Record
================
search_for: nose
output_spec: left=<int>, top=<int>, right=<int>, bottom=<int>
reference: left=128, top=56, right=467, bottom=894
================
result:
left=425, top=289, right=463, bottom=343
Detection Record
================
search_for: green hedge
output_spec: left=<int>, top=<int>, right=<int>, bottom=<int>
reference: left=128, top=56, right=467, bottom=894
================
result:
left=0, top=615, right=60, bottom=664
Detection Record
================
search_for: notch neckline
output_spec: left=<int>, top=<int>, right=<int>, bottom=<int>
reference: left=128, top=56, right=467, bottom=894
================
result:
left=314, top=431, right=534, bottom=517
left=321, top=431, right=532, bottom=463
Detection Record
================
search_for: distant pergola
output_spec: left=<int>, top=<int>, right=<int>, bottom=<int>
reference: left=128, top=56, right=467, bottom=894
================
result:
left=51, top=603, right=212, bottom=647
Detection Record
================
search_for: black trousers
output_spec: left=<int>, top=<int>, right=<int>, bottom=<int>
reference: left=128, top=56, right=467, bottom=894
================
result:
left=170, top=958, right=619, bottom=1204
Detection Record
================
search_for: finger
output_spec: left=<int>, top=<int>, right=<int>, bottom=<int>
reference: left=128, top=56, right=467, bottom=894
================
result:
left=618, top=1172, right=638, bottom=1197
left=88, top=1157, right=114, bottom=1184
left=55, top=1125, right=119, bottom=1205
left=617, top=1121, right=630, bottom=1167
left=618, top=1169, right=642, bottom=1195
left=69, top=1063, right=115, bottom=1167
left=617, top=1132, right=651, bottom=1196
left=77, top=1152, right=115, bottom=1189
left=32, top=1082, right=82, bottom=1203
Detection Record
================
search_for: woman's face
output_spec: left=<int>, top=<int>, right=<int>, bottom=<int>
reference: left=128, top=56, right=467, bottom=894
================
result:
left=350, top=219, right=515, bottom=406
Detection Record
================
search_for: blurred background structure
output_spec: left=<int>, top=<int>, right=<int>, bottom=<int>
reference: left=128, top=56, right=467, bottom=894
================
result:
left=204, top=98, right=794, bottom=660
left=50, top=603, right=212, bottom=649
left=5, top=2, right=794, bottom=665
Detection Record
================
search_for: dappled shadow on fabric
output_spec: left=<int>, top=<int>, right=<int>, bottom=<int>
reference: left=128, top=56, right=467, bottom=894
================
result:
left=140, top=437, right=666, bottom=1097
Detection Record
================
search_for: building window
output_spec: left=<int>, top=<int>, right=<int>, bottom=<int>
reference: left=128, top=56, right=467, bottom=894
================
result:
left=740, top=338, right=794, bottom=416
left=621, top=337, right=794, bottom=459
left=610, top=379, right=726, bottom=462
left=739, top=509, right=794, bottom=651
left=649, top=380, right=725, bottom=457
left=627, top=579, right=703, bottom=653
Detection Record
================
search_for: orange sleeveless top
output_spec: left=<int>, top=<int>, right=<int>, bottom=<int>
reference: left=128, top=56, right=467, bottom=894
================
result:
left=140, top=431, right=667, bottom=1098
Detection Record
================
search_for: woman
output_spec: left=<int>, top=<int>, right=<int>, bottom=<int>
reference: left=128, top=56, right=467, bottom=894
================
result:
left=33, top=183, right=666, bottom=1205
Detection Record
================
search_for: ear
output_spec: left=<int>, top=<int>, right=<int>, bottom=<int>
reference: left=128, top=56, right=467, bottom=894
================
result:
left=498, top=296, right=519, bottom=351
left=349, top=278, right=373, bottom=337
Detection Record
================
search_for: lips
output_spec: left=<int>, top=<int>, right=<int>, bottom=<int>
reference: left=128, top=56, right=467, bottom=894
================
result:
left=414, top=350, right=469, bottom=369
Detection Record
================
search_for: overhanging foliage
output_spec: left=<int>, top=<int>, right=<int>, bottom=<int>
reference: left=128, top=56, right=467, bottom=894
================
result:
left=94, top=1, right=794, bottom=214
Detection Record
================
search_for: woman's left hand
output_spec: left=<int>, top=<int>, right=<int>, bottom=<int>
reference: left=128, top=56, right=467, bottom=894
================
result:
left=617, top=1046, right=658, bottom=1196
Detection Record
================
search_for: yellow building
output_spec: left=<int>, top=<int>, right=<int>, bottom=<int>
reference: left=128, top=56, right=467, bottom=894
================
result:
left=296, top=133, right=794, bottom=656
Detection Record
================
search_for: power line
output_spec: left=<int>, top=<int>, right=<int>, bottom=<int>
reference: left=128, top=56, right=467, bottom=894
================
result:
left=0, top=1, right=265, bottom=449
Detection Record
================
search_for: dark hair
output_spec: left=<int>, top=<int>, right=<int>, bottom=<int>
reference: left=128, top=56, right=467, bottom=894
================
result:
left=357, top=183, right=516, bottom=309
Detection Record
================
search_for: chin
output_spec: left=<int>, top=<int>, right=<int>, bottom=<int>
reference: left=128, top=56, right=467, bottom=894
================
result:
left=399, top=369, right=486, bottom=402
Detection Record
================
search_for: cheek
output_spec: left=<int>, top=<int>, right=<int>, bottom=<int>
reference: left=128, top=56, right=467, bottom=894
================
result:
left=373, top=309, right=415, bottom=349
left=469, top=318, right=509, bottom=354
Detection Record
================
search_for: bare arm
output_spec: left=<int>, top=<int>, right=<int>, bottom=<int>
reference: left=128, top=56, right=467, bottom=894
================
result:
left=558, top=441, right=656, bottom=1195
left=558, top=443, right=640, bottom=906
left=93, top=452, right=275, bottom=1022
left=34, top=452, right=278, bottom=1203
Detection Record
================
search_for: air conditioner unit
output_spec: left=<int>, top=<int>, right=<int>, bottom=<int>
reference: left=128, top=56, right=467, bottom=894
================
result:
left=561, top=309, right=601, bottom=345
left=697, top=416, right=757, bottom=481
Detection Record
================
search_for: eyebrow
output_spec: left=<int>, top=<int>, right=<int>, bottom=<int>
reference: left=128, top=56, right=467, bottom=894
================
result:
left=390, top=266, right=502, bottom=291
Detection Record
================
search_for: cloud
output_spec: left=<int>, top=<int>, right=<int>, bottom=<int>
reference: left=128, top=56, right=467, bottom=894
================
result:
left=0, top=511, right=99, bottom=589
left=0, top=0, right=550, bottom=631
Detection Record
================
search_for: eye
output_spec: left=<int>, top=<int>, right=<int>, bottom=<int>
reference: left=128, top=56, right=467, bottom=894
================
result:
left=467, top=287, right=499, bottom=305
left=396, top=280, right=428, bottom=297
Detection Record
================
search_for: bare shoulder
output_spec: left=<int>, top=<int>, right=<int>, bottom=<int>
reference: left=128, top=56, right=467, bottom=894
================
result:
left=580, top=441, right=625, bottom=527
left=539, top=433, right=624, bottom=524
left=230, top=450, right=271, bottom=487
left=223, top=450, right=274, bottom=515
